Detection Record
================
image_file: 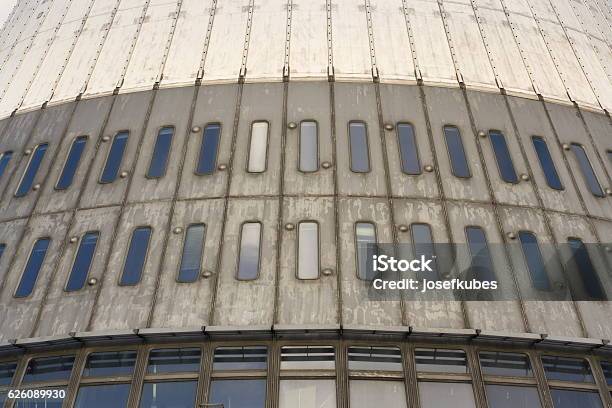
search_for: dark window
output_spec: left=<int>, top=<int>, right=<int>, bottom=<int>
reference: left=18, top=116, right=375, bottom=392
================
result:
left=299, top=121, right=318, bottom=172
left=75, top=384, right=130, bottom=408
left=15, top=143, right=48, bottom=197
left=213, top=346, right=268, bottom=370
left=248, top=121, right=268, bottom=173
left=280, top=346, right=335, bottom=370
left=466, top=226, right=496, bottom=282
left=56, top=136, right=87, bottom=190
left=479, top=351, right=532, bottom=377
left=549, top=389, right=603, bottom=408
left=297, top=221, right=319, bottom=280
left=120, top=227, right=151, bottom=286
left=570, top=143, right=604, bottom=197
left=518, top=231, right=551, bottom=291
left=415, top=348, right=468, bottom=373
left=486, top=385, right=541, bottom=408
left=0, top=151, right=13, bottom=181
left=15, top=238, right=50, bottom=298
left=237, top=222, right=261, bottom=280
left=65, top=231, right=99, bottom=292
left=411, top=223, right=439, bottom=280
left=147, top=348, right=201, bottom=374
left=348, top=346, right=402, bottom=371
left=355, top=222, right=376, bottom=280
left=209, top=379, right=267, bottom=408
left=147, top=127, right=173, bottom=178
left=489, top=130, right=518, bottom=183
left=196, top=123, right=221, bottom=175
left=397, top=123, right=421, bottom=175
left=444, top=126, right=470, bottom=178
left=0, top=361, right=17, bottom=385
left=600, top=361, right=611, bottom=385
left=177, top=224, right=206, bottom=283
left=0, top=243, right=5, bottom=262
left=23, top=355, right=74, bottom=383
left=83, top=351, right=137, bottom=377
left=607, top=150, right=612, bottom=166
left=542, top=355, right=594, bottom=382
left=568, top=238, right=605, bottom=300
left=140, top=381, right=197, bottom=408
left=349, top=121, right=370, bottom=173
left=532, top=136, right=563, bottom=190
left=100, top=131, right=128, bottom=183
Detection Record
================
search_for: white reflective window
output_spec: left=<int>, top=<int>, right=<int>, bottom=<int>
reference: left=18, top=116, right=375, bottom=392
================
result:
left=248, top=121, right=269, bottom=173
left=279, top=379, right=336, bottom=408
left=418, top=382, right=476, bottom=408
left=299, top=121, right=318, bottom=172
left=298, top=222, right=319, bottom=279
left=355, top=222, right=376, bottom=280
left=237, top=222, right=261, bottom=280
left=350, top=380, right=407, bottom=408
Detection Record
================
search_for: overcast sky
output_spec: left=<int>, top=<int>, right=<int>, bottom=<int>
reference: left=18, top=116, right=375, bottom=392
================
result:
left=0, top=0, right=19, bottom=32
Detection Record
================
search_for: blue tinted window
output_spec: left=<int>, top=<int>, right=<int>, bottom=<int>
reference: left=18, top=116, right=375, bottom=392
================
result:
left=147, top=348, right=201, bottom=374
left=83, top=351, right=137, bottom=377
left=16, top=143, right=48, bottom=197
left=56, top=136, right=87, bottom=190
left=0, top=243, right=5, bottom=262
left=542, top=355, right=594, bottom=382
left=75, top=384, right=130, bottom=408
left=0, top=361, right=17, bottom=385
left=100, top=132, right=128, bottom=183
left=570, top=143, right=604, bottom=197
left=466, top=227, right=496, bottom=282
left=237, top=222, right=261, bottom=280
left=444, top=126, right=470, bottom=178
left=209, top=379, right=267, bottom=408
left=411, top=223, right=439, bottom=280
left=23, top=355, right=74, bottom=383
left=532, top=136, right=563, bottom=190
left=178, top=224, right=206, bottom=283
left=15, top=238, right=50, bottom=298
left=489, top=131, right=518, bottom=183
left=0, top=151, right=13, bottom=181
left=480, top=351, right=532, bottom=377
left=140, top=381, right=197, bottom=408
left=397, top=123, right=421, bottom=175
left=349, top=121, right=370, bottom=173
left=196, top=124, right=221, bottom=175
left=356, top=222, right=376, bottom=280
left=600, top=361, right=611, bottom=385
left=120, top=227, right=151, bottom=286
left=65, top=232, right=99, bottom=292
left=147, top=127, right=173, bottom=178
left=518, top=231, right=551, bottom=291
left=567, top=238, right=605, bottom=300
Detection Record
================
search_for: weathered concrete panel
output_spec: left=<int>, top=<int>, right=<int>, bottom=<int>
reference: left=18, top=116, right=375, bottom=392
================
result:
left=0, top=218, right=28, bottom=293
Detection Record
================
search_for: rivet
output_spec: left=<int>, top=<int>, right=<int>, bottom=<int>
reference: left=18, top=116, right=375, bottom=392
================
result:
left=605, top=188, right=612, bottom=196
left=424, top=164, right=434, bottom=172
left=285, top=223, right=295, bottom=231
left=119, top=171, right=128, bottom=178
left=88, top=277, right=98, bottom=286
left=383, top=123, right=394, bottom=131
left=321, top=161, right=332, bottom=169
left=218, top=164, right=227, bottom=171
left=322, top=268, right=333, bottom=276
left=507, top=232, right=517, bottom=240
left=478, top=131, right=487, bottom=138
left=192, top=126, right=201, bottom=133
left=398, top=225, right=409, bottom=232
left=173, top=227, right=183, bottom=234
left=202, top=270, right=213, bottom=278
left=287, top=122, right=297, bottom=129
left=24, top=148, right=32, bottom=155
left=520, top=174, right=530, bottom=181
left=69, top=236, right=78, bottom=243
left=101, top=135, right=110, bottom=142
left=32, top=184, right=40, bottom=191
left=562, top=143, right=570, bottom=151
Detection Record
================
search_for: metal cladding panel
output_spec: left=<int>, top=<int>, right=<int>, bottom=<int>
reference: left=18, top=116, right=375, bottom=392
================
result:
left=584, top=0, right=612, bottom=47
left=90, top=201, right=171, bottom=331
left=277, top=197, right=338, bottom=325
left=581, top=111, right=612, bottom=179
left=331, top=0, right=372, bottom=79
left=84, top=0, right=149, bottom=97
left=33, top=206, right=121, bottom=337
left=202, top=0, right=250, bottom=82
left=245, top=0, right=286, bottom=81
left=0, top=211, right=72, bottom=342
left=393, top=199, right=465, bottom=329
left=0, top=0, right=35, bottom=55
left=213, top=198, right=278, bottom=326
left=0, top=219, right=27, bottom=298
left=289, top=0, right=328, bottom=79
left=150, top=199, right=224, bottom=328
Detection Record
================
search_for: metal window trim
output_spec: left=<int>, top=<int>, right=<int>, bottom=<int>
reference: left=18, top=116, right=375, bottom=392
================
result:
left=54, top=135, right=89, bottom=191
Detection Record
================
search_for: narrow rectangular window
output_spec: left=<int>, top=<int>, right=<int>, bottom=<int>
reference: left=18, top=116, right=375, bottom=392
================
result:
left=248, top=121, right=268, bottom=173
left=56, top=136, right=87, bottom=190
left=0, top=243, right=5, bottom=262
left=100, top=131, right=128, bottom=183
left=299, top=121, right=318, bottom=172
left=479, top=351, right=532, bottom=377
left=349, top=121, right=370, bottom=173
left=570, top=143, right=604, bottom=197
left=532, top=136, right=563, bottom=190
left=15, top=143, right=48, bottom=197
left=120, top=227, right=151, bottom=286
left=601, top=361, right=611, bottom=385
left=489, top=130, right=518, bottom=183
left=465, top=227, right=496, bottom=282
left=567, top=238, right=605, bottom=300
left=518, top=231, right=551, bottom=291
left=411, top=223, right=439, bottom=280
left=237, top=222, right=261, bottom=280
left=15, top=238, right=50, bottom=298
left=607, top=150, right=612, bottom=166
left=196, top=124, right=221, bottom=175
left=65, top=231, right=99, bottom=292
left=355, top=222, right=376, bottom=280
left=297, top=222, right=319, bottom=279
left=0, top=151, right=13, bottom=181
left=177, top=224, right=206, bottom=283
left=397, top=123, right=421, bottom=175
left=147, top=127, right=173, bottom=178
left=444, top=126, right=470, bottom=178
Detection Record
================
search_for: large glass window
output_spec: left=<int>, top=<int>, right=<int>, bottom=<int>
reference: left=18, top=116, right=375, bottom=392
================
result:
left=465, top=226, right=496, bottom=283
left=248, top=121, right=268, bottom=173
left=348, top=346, right=402, bottom=371
left=210, top=379, right=267, bottom=408
left=479, top=351, right=532, bottom=377
left=532, top=136, right=563, bottom=190
left=570, top=143, right=604, bottom=197
left=177, top=224, right=206, bottom=283
left=351, top=381, right=406, bottom=408
left=355, top=222, right=376, bottom=280
left=411, top=223, right=439, bottom=280
left=22, top=356, right=74, bottom=383
left=542, top=355, right=594, bottom=382
left=418, top=382, right=476, bottom=408
left=14, top=392, right=63, bottom=408
left=237, top=222, right=261, bottom=280
left=0, top=361, right=17, bottom=385
left=15, top=238, right=50, bottom=298
left=65, top=231, right=99, bottom=292
left=444, top=126, right=470, bottom=178
left=139, top=381, right=197, bottom=408
left=299, top=120, right=318, bottom=172
left=16, top=143, right=48, bottom=197
left=280, top=346, right=335, bottom=408
left=56, top=136, right=87, bottom=190
left=297, top=221, right=319, bottom=280
left=120, top=227, right=152, bottom=286
left=82, top=351, right=137, bottom=377
left=147, top=348, right=201, bottom=374
left=147, top=127, right=174, bottom=178
left=213, top=346, right=268, bottom=371
left=349, top=121, right=370, bottom=173
left=196, top=123, right=221, bottom=175
left=100, top=131, right=128, bottom=183
left=280, top=379, right=336, bottom=408
left=397, top=122, right=421, bottom=175
left=0, top=151, right=13, bottom=181
left=415, top=348, right=468, bottom=373
left=75, top=384, right=130, bottom=408
left=486, top=384, right=541, bottom=408
left=567, top=238, right=605, bottom=300
left=518, top=231, right=551, bottom=291
left=601, top=360, right=611, bottom=385
left=489, top=130, right=518, bottom=183
left=549, top=389, right=603, bottom=408
left=77, top=351, right=135, bottom=407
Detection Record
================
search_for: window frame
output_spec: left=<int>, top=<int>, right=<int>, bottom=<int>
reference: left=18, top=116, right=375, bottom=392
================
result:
left=176, top=223, right=207, bottom=284
left=236, top=221, right=263, bottom=281
left=246, top=120, right=270, bottom=174
left=64, top=231, right=100, bottom=293
left=118, top=225, right=153, bottom=287
left=298, top=119, right=320, bottom=173
left=488, top=129, right=519, bottom=184
left=354, top=221, right=377, bottom=281
left=442, top=125, right=471, bottom=179
left=0, top=150, right=14, bottom=181
left=14, top=236, right=51, bottom=299
left=15, top=142, right=49, bottom=197
left=195, top=122, right=222, bottom=176
left=569, top=142, right=605, bottom=198
left=99, top=130, right=129, bottom=184
left=396, top=121, right=422, bottom=176
left=55, top=135, right=88, bottom=191
left=464, top=225, right=497, bottom=283
left=296, top=220, right=320, bottom=280
left=517, top=230, right=552, bottom=292
left=531, top=135, right=564, bottom=191
left=348, top=120, right=371, bottom=174
left=145, top=125, right=175, bottom=180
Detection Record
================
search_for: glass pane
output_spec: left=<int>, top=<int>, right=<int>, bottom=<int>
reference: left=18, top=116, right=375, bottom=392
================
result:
left=120, top=227, right=152, bottom=286
left=542, top=355, right=594, bottom=382
left=397, top=123, right=421, bottom=175
left=348, top=346, right=402, bottom=371
left=280, top=379, right=336, bottom=408
left=23, top=355, right=74, bottom=383
left=550, top=389, right=603, bottom=408
left=213, top=346, right=267, bottom=370
left=608, top=150, right=612, bottom=166
left=444, top=126, right=470, bottom=178
left=479, top=351, right=532, bottom=377
left=350, top=380, right=406, bottom=408
left=411, top=223, right=439, bottom=280
left=532, top=136, right=563, bottom=190
left=300, top=121, right=318, bottom=172
left=248, top=121, right=268, bottom=173
left=0, top=391, right=5, bottom=407
left=0, top=151, right=13, bottom=181
left=100, top=131, right=128, bottom=183
left=489, top=131, right=518, bottom=183
left=237, top=222, right=261, bottom=280
left=601, top=361, right=611, bottom=385
left=75, top=384, right=130, bottom=408
left=349, top=121, right=370, bottom=173
left=139, top=381, right=197, bottom=408
left=486, top=385, right=541, bottom=408
left=415, top=348, right=468, bottom=373
left=13, top=390, right=64, bottom=408
left=466, top=227, right=496, bottom=282
left=570, top=143, right=604, bottom=197
left=0, top=243, right=5, bottom=262
left=177, top=224, right=206, bottom=283
left=65, top=231, right=99, bottom=292
left=356, top=222, right=376, bottom=281
left=0, top=361, right=17, bottom=385
left=281, top=346, right=335, bottom=370
left=418, top=382, right=476, bottom=408
left=147, top=127, right=173, bottom=178
left=56, top=136, right=87, bottom=190
left=298, top=222, right=319, bottom=279
left=16, top=143, right=48, bottom=197
left=209, top=379, right=267, bottom=408
left=568, top=238, right=605, bottom=300
left=518, top=231, right=551, bottom=291
left=196, top=124, right=221, bottom=175
left=15, top=238, right=50, bottom=298
left=147, top=348, right=201, bottom=374
left=83, top=351, right=137, bottom=377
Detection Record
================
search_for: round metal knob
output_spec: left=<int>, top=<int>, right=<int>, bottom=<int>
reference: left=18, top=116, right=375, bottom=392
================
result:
left=322, top=268, right=333, bottom=276
left=192, top=126, right=201, bottom=133
left=507, top=232, right=517, bottom=240
left=202, top=270, right=213, bottom=278
left=119, top=171, right=128, bottom=178
left=285, top=223, right=295, bottom=231
left=478, top=131, right=487, bottom=138
left=24, top=148, right=32, bottom=155
left=287, top=122, right=297, bottom=129
left=423, top=164, right=434, bottom=173
left=101, top=135, right=110, bottom=142
left=88, top=278, right=98, bottom=286
left=32, top=184, right=40, bottom=191
left=562, top=143, right=570, bottom=151
left=173, top=227, right=183, bottom=234
left=605, top=188, right=612, bottom=196
left=398, top=225, right=409, bottom=232
left=384, top=123, right=394, bottom=131
left=321, top=161, right=332, bottom=169
left=218, top=164, right=227, bottom=171
left=520, top=174, right=530, bottom=181
left=69, top=237, right=78, bottom=243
